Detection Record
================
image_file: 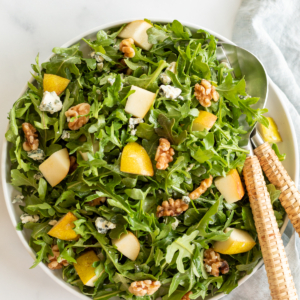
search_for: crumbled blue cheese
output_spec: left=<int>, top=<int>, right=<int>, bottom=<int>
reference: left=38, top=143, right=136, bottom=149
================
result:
left=159, top=85, right=182, bottom=100
left=39, top=91, right=62, bottom=114
left=12, top=194, right=24, bottom=204
left=129, top=118, right=144, bottom=125
left=205, top=264, right=212, bottom=273
left=108, top=77, right=123, bottom=90
left=128, top=118, right=144, bottom=135
left=48, top=220, right=58, bottom=226
left=95, top=217, right=116, bottom=234
left=160, top=62, right=176, bottom=85
left=20, top=213, right=39, bottom=224
left=91, top=52, right=104, bottom=63
left=182, top=196, right=191, bottom=204
left=97, top=63, right=104, bottom=72
left=171, top=218, right=180, bottom=230
left=61, top=130, right=70, bottom=140
left=160, top=73, right=172, bottom=85
left=130, top=129, right=137, bottom=136
left=108, top=78, right=116, bottom=85
left=33, top=172, right=43, bottom=180
left=27, top=149, right=45, bottom=161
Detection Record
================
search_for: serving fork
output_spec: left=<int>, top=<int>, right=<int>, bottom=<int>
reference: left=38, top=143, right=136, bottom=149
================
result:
left=216, top=43, right=298, bottom=300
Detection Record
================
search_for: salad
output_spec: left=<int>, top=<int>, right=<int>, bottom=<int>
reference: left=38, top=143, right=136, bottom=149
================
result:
left=5, top=19, right=286, bottom=300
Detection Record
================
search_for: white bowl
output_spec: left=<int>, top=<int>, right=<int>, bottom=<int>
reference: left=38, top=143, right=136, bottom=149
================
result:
left=2, top=19, right=299, bottom=300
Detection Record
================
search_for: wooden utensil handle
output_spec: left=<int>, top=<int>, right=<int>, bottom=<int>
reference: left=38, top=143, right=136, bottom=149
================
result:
left=243, top=156, right=297, bottom=300
left=254, top=142, right=300, bottom=236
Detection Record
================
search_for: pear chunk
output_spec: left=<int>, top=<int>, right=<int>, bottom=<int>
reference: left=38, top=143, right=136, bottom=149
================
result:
left=214, top=169, right=245, bottom=204
left=48, top=212, right=79, bottom=241
left=43, top=74, right=70, bottom=96
left=125, top=85, right=156, bottom=118
left=118, top=20, right=153, bottom=51
left=213, top=228, right=256, bottom=254
left=39, top=148, right=70, bottom=187
left=259, top=117, right=282, bottom=143
left=112, top=231, right=140, bottom=261
left=120, top=142, right=154, bottom=176
left=74, top=250, right=102, bottom=287
left=192, top=111, right=217, bottom=132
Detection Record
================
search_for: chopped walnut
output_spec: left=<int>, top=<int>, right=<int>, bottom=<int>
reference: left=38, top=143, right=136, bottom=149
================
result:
left=69, top=156, right=78, bottom=173
left=128, top=280, right=161, bottom=296
left=155, top=138, right=175, bottom=170
left=48, top=245, right=69, bottom=270
left=65, top=103, right=90, bottom=130
left=22, top=123, right=39, bottom=151
left=194, top=80, right=219, bottom=107
left=119, top=38, right=135, bottom=58
left=189, top=175, right=213, bottom=200
left=89, top=196, right=106, bottom=206
left=204, top=248, right=229, bottom=277
left=156, top=198, right=189, bottom=218
left=182, top=292, right=193, bottom=300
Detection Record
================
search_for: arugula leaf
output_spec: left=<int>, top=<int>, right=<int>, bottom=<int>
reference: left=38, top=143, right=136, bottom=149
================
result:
left=30, top=240, right=52, bottom=269
left=11, top=170, right=38, bottom=189
left=155, top=114, right=187, bottom=145
left=42, top=44, right=82, bottom=78
left=267, top=184, right=281, bottom=204
left=272, top=143, right=286, bottom=161
left=147, top=27, right=169, bottom=44
left=165, top=231, right=198, bottom=273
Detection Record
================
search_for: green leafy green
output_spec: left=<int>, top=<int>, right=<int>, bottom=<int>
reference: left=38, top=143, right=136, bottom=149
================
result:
left=5, top=19, right=277, bottom=300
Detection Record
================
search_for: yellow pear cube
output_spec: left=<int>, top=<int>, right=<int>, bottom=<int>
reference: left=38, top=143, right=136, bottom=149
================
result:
left=112, top=231, right=140, bottom=261
left=48, top=212, right=79, bottom=241
left=192, top=111, right=217, bottom=132
left=120, top=142, right=154, bottom=176
left=39, top=148, right=70, bottom=187
left=213, top=228, right=256, bottom=255
left=74, top=250, right=101, bottom=287
left=118, top=20, right=153, bottom=51
left=215, top=169, right=245, bottom=204
left=125, top=86, right=156, bottom=118
left=43, top=74, right=70, bottom=96
left=259, top=117, right=282, bottom=143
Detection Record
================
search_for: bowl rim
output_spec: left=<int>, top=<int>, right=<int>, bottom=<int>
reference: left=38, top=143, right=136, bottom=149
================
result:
left=1, top=18, right=299, bottom=300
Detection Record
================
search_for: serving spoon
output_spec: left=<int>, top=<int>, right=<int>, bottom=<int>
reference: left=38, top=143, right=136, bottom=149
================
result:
left=216, top=43, right=298, bottom=300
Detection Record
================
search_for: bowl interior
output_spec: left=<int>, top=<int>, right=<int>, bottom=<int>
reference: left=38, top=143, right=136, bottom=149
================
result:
left=2, top=19, right=299, bottom=300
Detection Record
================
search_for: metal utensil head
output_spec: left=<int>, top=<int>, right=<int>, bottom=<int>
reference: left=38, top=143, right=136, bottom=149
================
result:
left=216, top=43, right=268, bottom=151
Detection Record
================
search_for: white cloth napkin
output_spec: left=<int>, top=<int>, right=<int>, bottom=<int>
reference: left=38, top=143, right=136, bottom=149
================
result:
left=223, top=0, right=300, bottom=298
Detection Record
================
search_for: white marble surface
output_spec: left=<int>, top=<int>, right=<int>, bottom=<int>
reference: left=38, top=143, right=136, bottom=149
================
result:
left=0, top=0, right=242, bottom=299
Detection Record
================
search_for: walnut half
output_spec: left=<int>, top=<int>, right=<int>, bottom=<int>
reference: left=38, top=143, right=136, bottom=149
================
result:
left=119, top=38, right=135, bottom=58
left=156, top=198, right=189, bottom=218
left=22, top=123, right=39, bottom=151
left=155, top=138, right=175, bottom=170
left=69, top=156, right=78, bottom=173
left=128, top=280, right=161, bottom=296
left=48, top=245, right=69, bottom=270
left=204, top=248, right=229, bottom=277
left=65, top=103, right=90, bottom=130
left=89, top=196, right=106, bottom=207
left=189, top=175, right=213, bottom=200
left=194, top=80, right=219, bottom=107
